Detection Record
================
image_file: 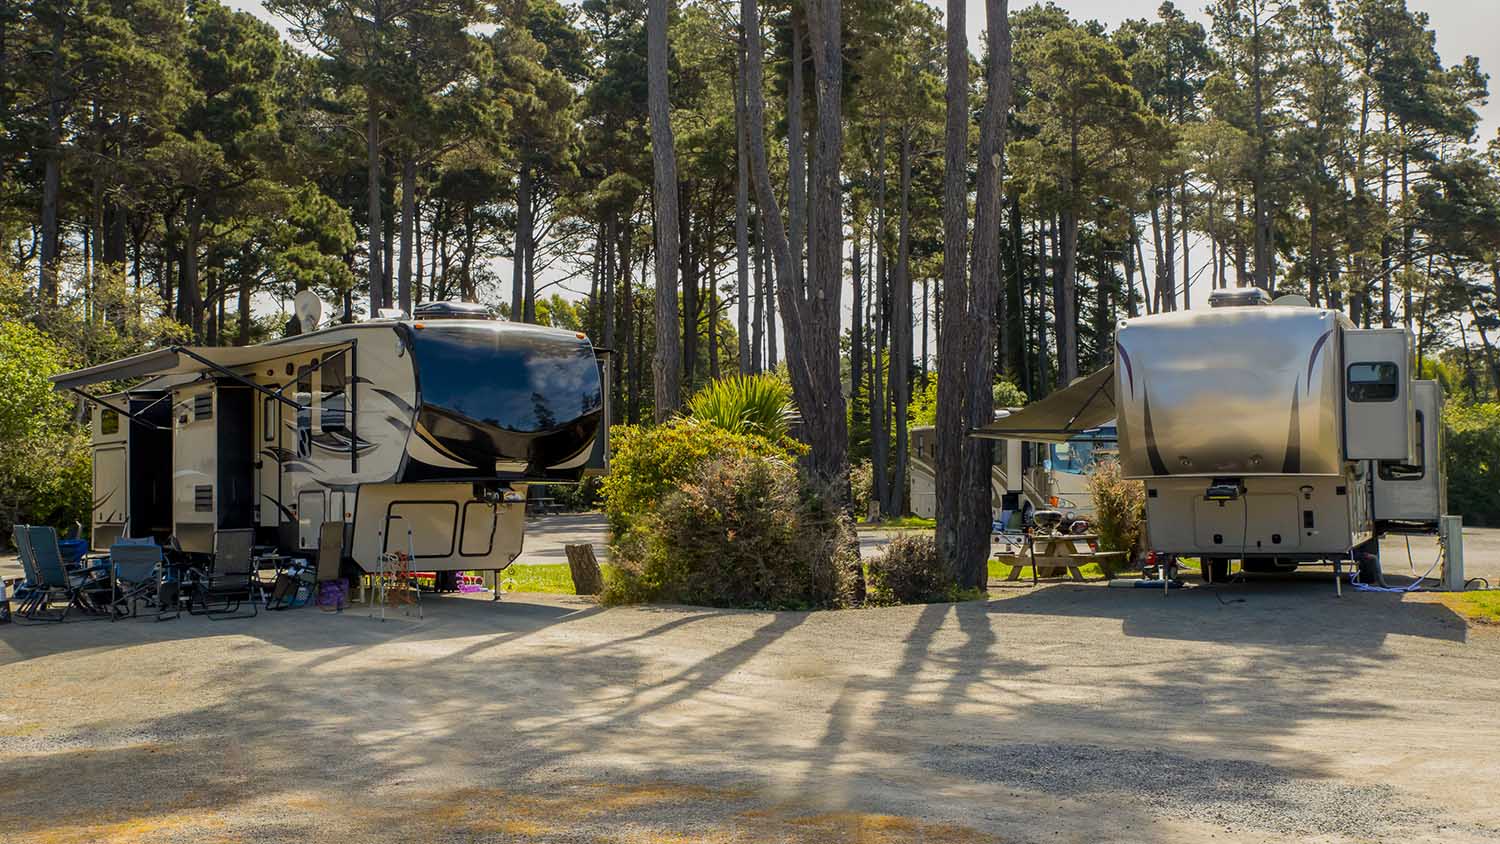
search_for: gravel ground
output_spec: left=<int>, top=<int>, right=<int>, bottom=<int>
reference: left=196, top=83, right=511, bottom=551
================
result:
left=3, top=566, right=1499, bottom=844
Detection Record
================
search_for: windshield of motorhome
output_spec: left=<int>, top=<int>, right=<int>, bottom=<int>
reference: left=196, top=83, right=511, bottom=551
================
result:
left=412, top=324, right=602, bottom=433
left=1048, top=427, right=1118, bottom=474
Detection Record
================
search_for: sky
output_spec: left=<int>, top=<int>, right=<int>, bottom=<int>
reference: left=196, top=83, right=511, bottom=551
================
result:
left=233, top=0, right=1499, bottom=353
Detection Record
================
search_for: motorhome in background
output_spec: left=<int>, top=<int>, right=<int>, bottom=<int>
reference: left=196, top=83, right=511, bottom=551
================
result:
left=907, top=423, right=1116, bottom=526
left=56, top=300, right=609, bottom=576
left=976, top=288, right=1448, bottom=584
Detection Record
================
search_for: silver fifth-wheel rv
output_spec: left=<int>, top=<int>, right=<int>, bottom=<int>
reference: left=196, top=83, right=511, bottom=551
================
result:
left=975, top=287, right=1445, bottom=582
left=53, top=301, right=608, bottom=574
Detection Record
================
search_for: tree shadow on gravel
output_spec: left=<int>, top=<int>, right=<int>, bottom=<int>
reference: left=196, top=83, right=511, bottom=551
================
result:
left=0, top=584, right=1488, bottom=843
left=986, top=576, right=1468, bottom=645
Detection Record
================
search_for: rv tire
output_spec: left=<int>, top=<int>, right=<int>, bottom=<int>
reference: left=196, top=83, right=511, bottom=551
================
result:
left=1357, top=545, right=1382, bottom=585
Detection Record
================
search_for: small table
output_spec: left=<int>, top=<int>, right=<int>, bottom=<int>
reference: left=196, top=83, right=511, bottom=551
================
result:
left=993, top=532, right=1129, bottom=585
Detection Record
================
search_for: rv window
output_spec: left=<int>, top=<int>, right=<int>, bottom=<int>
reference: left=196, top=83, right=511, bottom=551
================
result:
left=100, top=409, right=119, bottom=435
left=320, top=351, right=346, bottom=392
left=1378, top=410, right=1425, bottom=481
left=1347, top=362, right=1399, bottom=402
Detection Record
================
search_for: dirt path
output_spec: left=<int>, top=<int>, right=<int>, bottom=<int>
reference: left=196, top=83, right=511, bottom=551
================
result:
left=2, top=577, right=1498, bottom=843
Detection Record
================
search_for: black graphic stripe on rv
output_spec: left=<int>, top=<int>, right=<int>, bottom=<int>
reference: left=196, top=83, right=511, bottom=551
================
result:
left=260, top=495, right=295, bottom=522
left=1142, top=389, right=1170, bottom=475
left=1307, top=328, right=1334, bottom=392
left=92, top=488, right=116, bottom=510
left=1117, top=343, right=1136, bottom=398
left=1281, top=387, right=1301, bottom=474
left=371, top=388, right=414, bottom=416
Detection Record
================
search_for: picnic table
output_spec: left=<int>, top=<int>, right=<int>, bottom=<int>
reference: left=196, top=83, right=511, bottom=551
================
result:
left=526, top=497, right=561, bottom=516
left=993, top=532, right=1129, bottom=585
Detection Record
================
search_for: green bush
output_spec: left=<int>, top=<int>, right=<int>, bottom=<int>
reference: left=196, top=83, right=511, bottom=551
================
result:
left=600, top=418, right=800, bottom=533
left=602, top=453, right=860, bottom=609
left=0, top=319, right=92, bottom=539
left=685, top=372, right=798, bottom=448
left=849, top=460, right=874, bottom=519
left=1445, top=402, right=1500, bottom=526
left=866, top=533, right=959, bottom=604
left=1084, top=458, right=1145, bottom=575
left=544, top=475, right=603, bottom=511
left=908, top=376, right=1028, bottom=427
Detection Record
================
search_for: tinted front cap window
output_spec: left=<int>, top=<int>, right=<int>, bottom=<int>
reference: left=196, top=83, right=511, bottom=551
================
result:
left=412, top=324, right=601, bottom=433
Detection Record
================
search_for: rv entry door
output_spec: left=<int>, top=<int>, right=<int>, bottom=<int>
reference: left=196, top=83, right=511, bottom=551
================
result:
left=1342, top=329, right=1412, bottom=462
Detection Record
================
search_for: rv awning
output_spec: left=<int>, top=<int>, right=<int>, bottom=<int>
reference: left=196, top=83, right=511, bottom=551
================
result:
left=50, top=340, right=347, bottom=392
left=970, top=364, right=1116, bottom=443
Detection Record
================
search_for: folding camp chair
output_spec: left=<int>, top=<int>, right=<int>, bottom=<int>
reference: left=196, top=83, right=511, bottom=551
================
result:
left=108, top=541, right=165, bottom=620
left=188, top=529, right=259, bottom=620
left=25, top=526, right=110, bottom=621
left=314, top=521, right=347, bottom=612
left=10, top=525, right=45, bottom=618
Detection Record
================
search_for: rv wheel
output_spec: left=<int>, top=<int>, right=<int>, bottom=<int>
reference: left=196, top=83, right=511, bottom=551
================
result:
left=1202, top=557, right=1229, bottom=584
left=1357, top=545, right=1382, bottom=585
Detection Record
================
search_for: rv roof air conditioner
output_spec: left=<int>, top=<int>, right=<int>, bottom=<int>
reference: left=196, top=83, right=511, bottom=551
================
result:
left=1207, top=287, right=1273, bottom=308
left=412, top=300, right=495, bottom=320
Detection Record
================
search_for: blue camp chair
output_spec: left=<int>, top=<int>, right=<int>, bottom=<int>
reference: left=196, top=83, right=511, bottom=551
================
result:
left=10, top=525, right=45, bottom=618
left=108, top=541, right=165, bottom=620
left=24, top=526, right=109, bottom=621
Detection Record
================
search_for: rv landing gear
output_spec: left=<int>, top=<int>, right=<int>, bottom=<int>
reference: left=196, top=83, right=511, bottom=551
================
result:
left=1201, top=557, right=1229, bottom=584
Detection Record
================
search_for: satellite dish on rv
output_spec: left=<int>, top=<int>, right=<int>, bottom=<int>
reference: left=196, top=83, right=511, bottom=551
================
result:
left=1272, top=293, right=1312, bottom=308
left=293, top=290, right=323, bottom=334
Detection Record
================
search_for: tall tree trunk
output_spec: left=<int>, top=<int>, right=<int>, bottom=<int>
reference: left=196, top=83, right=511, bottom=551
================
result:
left=511, top=164, right=531, bottom=315
left=752, top=210, right=765, bottom=372
left=648, top=0, right=683, bottom=420
left=681, top=195, right=697, bottom=388
left=735, top=41, right=752, bottom=373
left=800, top=0, right=849, bottom=489
left=934, top=0, right=972, bottom=576
left=850, top=227, right=864, bottom=439
left=743, top=0, right=844, bottom=488
left=891, top=128, right=914, bottom=517
left=955, top=0, right=1010, bottom=588
left=523, top=193, right=537, bottom=323
left=872, top=128, right=890, bottom=513
left=366, top=82, right=384, bottom=314
left=787, top=13, right=806, bottom=296
left=398, top=152, right=416, bottom=314
left=38, top=17, right=65, bottom=303
left=1058, top=208, right=1079, bottom=384
left=1180, top=177, right=1190, bottom=309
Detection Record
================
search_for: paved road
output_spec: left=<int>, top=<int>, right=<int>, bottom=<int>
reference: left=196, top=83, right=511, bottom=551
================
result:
left=514, top=513, right=905, bottom=566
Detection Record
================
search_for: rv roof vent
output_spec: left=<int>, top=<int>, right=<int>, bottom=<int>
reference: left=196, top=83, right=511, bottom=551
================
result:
left=1207, top=287, right=1272, bottom=308
left=412, top=300, right=494, bottom=320
left=1272, top=293, right=1313, bottom=308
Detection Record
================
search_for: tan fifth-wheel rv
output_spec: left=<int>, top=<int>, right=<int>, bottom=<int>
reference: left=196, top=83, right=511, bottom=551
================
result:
left=54, top=300, right=608, bottom=576
left=976, top=287, right=1448, bottom=585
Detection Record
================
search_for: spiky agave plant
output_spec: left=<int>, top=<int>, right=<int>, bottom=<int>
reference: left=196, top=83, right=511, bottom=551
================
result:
left=685, top=373, right=796, bottom=444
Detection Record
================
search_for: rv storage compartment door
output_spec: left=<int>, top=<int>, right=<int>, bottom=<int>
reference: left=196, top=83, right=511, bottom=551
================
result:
left=1342, top=329, right=1412, bottom=462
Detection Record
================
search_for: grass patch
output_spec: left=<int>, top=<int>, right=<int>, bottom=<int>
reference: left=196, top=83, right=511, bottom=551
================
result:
left=501, top=563, right=617, bottom=595
left=861, top=515, right=936, bottom=530
left=1443, top=591, right=1500, bottom=624
left=987, top=559, right=1114, bottom=581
